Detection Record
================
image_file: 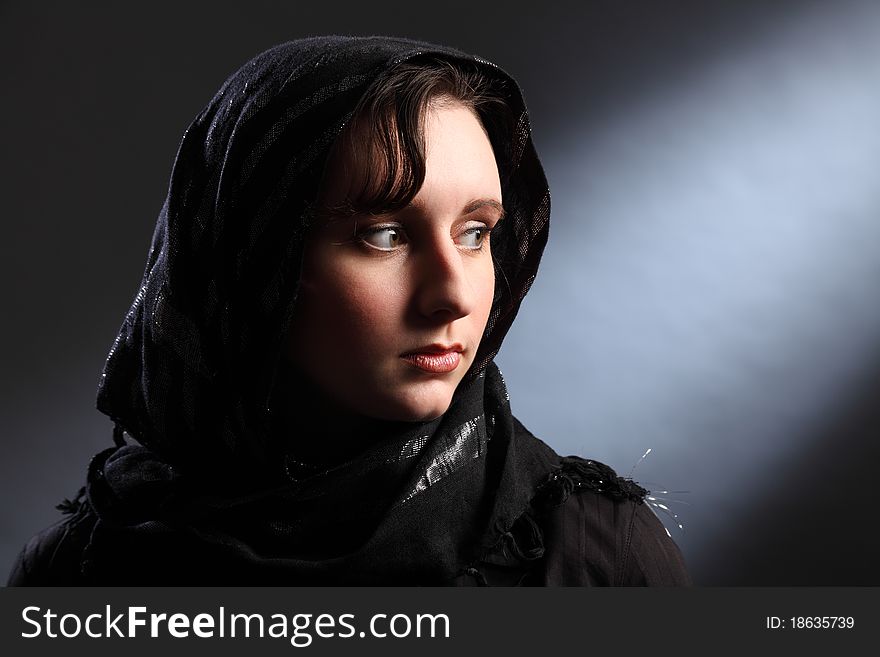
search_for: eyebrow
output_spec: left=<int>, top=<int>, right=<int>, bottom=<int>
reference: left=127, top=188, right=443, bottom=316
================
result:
left=406, top=198, right=506, bottom=220
left=464, top=199, right=505, bottom=220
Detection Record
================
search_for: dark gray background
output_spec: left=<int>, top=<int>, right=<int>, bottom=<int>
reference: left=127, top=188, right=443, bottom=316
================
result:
left=2, top=0, right=879, bottom=585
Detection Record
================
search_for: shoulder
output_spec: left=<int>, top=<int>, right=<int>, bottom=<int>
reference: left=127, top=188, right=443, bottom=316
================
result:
left=6, top=494, right=97, bottom=586
left=536, top=456, right=692, bottom=586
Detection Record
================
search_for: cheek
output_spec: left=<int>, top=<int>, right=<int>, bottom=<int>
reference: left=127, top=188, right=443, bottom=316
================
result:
left=298, top=259, right=403, bottom=355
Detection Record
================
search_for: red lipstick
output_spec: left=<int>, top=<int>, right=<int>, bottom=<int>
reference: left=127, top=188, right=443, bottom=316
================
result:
left=401, top=344, right=463, bottom=373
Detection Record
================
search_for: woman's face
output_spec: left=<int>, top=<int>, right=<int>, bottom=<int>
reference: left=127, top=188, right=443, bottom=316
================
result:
left=286, top=99, right=502, bottom=422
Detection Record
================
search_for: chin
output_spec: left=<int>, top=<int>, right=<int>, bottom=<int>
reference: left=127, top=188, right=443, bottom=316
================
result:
left=383, top=393, right=453, bottom=423
left=390, top=405, right=449, bottom=423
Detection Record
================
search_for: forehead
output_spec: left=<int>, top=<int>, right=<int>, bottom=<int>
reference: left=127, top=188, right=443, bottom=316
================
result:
left=412, top=102, right=502, bottom=211
left=316, top=99, right=502, bottom=222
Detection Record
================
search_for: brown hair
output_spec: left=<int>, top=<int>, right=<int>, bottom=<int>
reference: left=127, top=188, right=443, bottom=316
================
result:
left=313, top=56, right=514, bottom=221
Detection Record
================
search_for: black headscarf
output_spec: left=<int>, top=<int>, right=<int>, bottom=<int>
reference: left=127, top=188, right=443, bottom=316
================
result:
left=84, top=36, right=559, bottom=584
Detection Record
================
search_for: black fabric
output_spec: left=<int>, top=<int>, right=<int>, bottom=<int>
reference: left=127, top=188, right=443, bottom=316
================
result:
left=8, top=36, right=691, bottom=586
left=7, top=435, right=692, bottom=586
left=80, top=362, right=562, bottom=584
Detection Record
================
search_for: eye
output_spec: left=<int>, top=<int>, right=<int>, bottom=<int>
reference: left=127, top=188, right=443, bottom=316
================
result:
left=458, top=224, right=492, bottom=250
left=360, top=225, right=405, bottom=251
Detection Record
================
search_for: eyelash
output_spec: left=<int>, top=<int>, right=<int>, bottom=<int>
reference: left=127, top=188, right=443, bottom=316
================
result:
left=356, top=223, right=494, bottom=253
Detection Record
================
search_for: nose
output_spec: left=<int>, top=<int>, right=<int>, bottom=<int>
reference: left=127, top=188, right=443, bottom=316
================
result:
left=413, top=234, right=476, bottom=322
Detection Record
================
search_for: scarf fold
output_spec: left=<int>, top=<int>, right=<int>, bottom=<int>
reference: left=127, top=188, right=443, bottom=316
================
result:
left=82, top=361, right=561, bottom=584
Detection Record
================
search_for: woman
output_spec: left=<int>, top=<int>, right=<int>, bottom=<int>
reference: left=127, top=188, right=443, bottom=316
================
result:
left=8, top=36, right=690, bottom=586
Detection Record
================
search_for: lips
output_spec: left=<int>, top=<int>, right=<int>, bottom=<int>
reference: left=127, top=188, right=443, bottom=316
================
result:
left=401, top=343, right=464, bottom=373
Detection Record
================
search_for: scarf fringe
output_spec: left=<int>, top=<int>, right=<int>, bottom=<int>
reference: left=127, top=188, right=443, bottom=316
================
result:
left=56, top=486, right=87, bottom=516
left=535, top=456, right=648, bottom=508
left=462, top=566, right=488, bottom=586
left=480, top=457, right=649, bottom=565
left=468, top=457, right=649, bottom=585
left=499, top=511, right=545, bottom=562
